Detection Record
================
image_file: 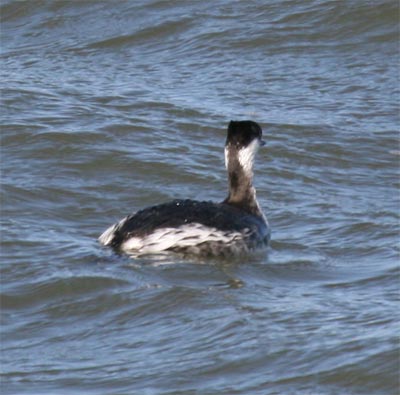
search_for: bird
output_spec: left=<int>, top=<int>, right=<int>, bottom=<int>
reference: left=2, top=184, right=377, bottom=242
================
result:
left=99, top=120, right=270, bottom=257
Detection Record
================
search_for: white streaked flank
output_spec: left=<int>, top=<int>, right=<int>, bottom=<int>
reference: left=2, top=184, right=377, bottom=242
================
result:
left=120, top=223, right=243, bottom=255
left=98, top=216, right=128, bottom=246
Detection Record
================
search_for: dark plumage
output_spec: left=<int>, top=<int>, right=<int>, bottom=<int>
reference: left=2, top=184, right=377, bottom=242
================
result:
left=99, top=120, right=270, bottom=257
left=107, top=199, right=269, bottom=249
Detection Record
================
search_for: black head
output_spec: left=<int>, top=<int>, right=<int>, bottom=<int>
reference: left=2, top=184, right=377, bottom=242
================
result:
left=226, top=120, right=264, bottom=148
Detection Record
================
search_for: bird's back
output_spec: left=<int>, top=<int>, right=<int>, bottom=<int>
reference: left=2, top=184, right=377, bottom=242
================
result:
left=99, top=199, right=269, bottom=256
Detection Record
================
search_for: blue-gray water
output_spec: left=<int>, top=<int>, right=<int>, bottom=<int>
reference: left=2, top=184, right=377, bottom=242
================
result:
left=1, top=1, right=399, bottom=394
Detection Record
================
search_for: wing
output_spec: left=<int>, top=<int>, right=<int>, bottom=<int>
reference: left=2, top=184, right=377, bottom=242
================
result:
left=104, top=199, right=266, bottom=247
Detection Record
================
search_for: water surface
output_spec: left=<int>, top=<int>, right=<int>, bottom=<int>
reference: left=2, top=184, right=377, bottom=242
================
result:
left=1, top=1, right=399, bottom=394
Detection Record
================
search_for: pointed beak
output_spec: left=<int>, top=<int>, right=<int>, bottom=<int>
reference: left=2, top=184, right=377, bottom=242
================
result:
left=260, top=139, right=266, bottom=147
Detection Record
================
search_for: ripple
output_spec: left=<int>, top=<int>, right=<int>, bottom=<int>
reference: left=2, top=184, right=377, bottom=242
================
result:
left=1, top=0, right=399, bottom=394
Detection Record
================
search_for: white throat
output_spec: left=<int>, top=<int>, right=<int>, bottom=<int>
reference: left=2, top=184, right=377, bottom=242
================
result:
left=238, top=139, right=259, bottom=175
left=225, top=139, right=259, bottom=175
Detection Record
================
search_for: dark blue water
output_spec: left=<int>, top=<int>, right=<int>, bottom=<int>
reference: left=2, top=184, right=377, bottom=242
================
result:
left=1, top=1, right=399, bottom=394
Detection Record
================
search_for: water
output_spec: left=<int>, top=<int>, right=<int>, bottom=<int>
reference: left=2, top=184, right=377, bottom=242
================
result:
left=1, top=0, right=399, bottom=394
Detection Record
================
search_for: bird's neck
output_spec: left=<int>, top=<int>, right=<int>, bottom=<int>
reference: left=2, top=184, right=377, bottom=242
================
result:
left=223, top=145, right=263, bottom=217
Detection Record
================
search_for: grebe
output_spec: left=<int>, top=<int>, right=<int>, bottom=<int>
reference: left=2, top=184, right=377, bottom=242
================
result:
left=99, top=120, right=270, bottom=257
